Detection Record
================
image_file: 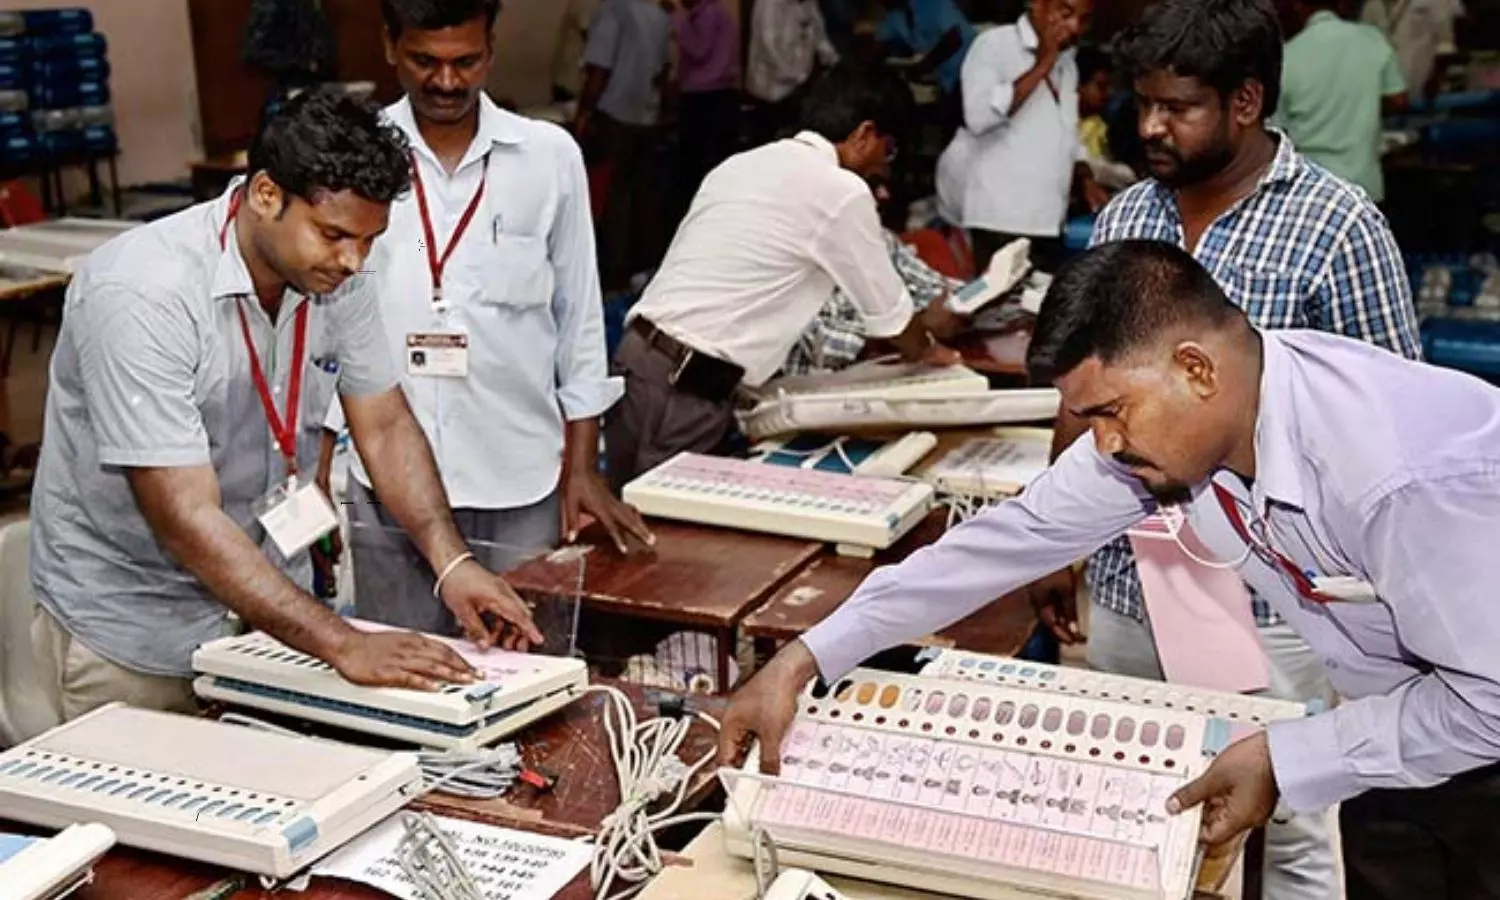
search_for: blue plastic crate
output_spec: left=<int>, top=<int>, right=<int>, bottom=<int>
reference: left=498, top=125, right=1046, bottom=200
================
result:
left=21, top=9, right=94, bottom=36
left=27, top=32, right=106, bottom=60
left=1421, top=318, right=1500, bottom=379
left=29, top=55, right=109, bottom=82
left=29, top=79, right=108, bottom=109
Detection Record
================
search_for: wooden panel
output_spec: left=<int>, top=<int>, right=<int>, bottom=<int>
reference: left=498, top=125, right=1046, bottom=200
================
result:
left=187, top=0, right=269, bottom=158
left=506, top=522, right=823, bottom=630
left=743, top=510, right=1038, bottom=659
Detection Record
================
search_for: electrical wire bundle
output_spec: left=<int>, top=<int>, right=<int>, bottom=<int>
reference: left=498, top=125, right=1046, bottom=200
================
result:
left=394, top=811, right=484, bottom=900
left=581, top=684, right=722, bottom=900
left=417, top=743, right=521, bottom=800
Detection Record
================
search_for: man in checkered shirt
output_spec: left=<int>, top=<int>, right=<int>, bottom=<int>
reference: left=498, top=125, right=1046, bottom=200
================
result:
left=1027, top=1, right=1421, bottom=898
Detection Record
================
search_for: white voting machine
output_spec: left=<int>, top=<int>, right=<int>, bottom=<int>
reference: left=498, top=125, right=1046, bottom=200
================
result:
left=0, top=218, right=135, bottom=274
left=0, top=823, right=115, bottom=900
left=736, top=358, right=1060, bottom=441
left=722, top=655, right=1308, bottom=900
left=765, top=868, right=852, bottom=900
left=0, top=704, right=421, bottom=878
left=622, top=452, right=934, bottom=557
left=193, top=619, right=587, bottom=750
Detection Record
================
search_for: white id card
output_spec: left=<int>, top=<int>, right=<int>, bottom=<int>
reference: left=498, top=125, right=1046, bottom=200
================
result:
left=406, top=332, right=469, bottom=378
left=255, top=477, right=338, bottom=558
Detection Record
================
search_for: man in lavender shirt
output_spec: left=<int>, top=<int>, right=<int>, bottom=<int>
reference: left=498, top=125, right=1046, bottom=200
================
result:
left=673, top=0, right=740, bottom=196
left=720, top=239, right=1500, bottom=897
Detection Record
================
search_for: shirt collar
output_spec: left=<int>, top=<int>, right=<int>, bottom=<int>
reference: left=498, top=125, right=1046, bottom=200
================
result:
left=1147, top=129, right=1307, bottom=217
left=1305, top=9, right=1341, bottom=29
left=790, top=131, right=841, bottom=165
left=1017, top=12, right=1039, bottom=50
left=389, top=93, right=525, bottom=173
left=1249, top=330, right=1305, bottom=511
left=211, top=179, right=256, bottom=302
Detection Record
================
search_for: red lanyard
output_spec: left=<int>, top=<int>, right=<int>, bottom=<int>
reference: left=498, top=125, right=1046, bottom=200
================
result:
left=1212, top=483, right=1330, bottom=604
left=411, top=151, right=489, bottom=307
left=221, top=190, right=311, bottom=478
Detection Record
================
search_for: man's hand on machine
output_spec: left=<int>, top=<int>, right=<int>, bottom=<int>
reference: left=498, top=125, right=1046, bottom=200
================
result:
left=330, top=630, right=481, bottom=691
left=717, top=640, right=821, bottom=774
left=1026, top=566, right=1084, bottom=645
left=890, top=315, right=962, bottom=368
left=437, top=559, right=546, bottom=651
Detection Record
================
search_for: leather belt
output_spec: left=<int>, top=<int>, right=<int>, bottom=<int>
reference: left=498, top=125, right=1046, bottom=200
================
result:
left=629, top=317, right=745, bottom=402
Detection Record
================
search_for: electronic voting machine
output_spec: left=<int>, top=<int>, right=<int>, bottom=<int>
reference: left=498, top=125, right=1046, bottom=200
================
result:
left=735, top=358, right=1061, bottom=441
left=0, top=704, right=422, bottom=878
left=721, top=654, right=1306, bottom=900
left=0, top=823, right=115, bottom=900
left=193, top=619, right=587, bottom=750
left=622, top=452, right=934, bottom=557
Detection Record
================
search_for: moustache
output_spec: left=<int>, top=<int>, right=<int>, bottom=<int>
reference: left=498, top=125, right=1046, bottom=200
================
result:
left=424, top=89, right=468, bottom=102
left=1113, top=451, right=1158, bottom=470
left=1144, top=141, right=1181, bottom=160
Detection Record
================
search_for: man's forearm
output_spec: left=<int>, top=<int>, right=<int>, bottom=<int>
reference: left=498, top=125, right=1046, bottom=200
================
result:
left=1008, top=54, right=1058, bottom=116
left=129, top=468, right=355, bottom=662
left=353, top=397, right=469, bottom=576
left=564, top=417, right=601, bottom=483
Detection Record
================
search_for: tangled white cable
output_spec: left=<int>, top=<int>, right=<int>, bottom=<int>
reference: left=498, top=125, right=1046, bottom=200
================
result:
left=394, top=811, right=484, bottom=900
left=581, top=684, right=722, bottom=900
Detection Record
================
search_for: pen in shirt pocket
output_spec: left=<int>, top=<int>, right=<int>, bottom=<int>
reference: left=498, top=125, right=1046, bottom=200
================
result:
left=313, top=356, right=341, bottom=375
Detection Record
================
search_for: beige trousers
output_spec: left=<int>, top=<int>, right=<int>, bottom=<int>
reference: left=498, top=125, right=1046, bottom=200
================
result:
left=30, top=606, right=198, bottom=729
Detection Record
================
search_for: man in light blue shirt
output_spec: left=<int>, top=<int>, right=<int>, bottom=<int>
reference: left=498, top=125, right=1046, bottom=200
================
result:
left=26, top=86, right=542, bottom=735
left=722, top=239, right=1500, bottom=898
left=876, top=0, right=975, bottom=96
left=329, top=0, right=652, bottom=637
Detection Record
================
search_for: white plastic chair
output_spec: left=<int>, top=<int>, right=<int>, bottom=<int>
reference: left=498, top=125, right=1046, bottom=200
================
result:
left=0, top=519, right=61, bottom=746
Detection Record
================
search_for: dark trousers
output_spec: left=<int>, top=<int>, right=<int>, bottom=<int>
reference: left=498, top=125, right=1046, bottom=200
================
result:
left=585, top=113, right=662, bottom=293
left=679, top=89, right=740, bottom=193
left=1341, top=763, right=1500, bottom=899
left=604, top=330, right=737, bottom=492
left=971, top=228, right=1064, bottom=274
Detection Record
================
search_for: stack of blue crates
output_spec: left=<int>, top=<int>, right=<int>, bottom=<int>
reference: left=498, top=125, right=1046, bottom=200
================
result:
left=0, top=7, right=115, bottom=170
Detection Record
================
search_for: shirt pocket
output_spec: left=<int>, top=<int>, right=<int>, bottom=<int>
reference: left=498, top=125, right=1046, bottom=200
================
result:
left=1228, top=266, right=1310, bottom=330
left=472, top=233, right=553, bottom=313
left=296, top=358, right=341, bottom=472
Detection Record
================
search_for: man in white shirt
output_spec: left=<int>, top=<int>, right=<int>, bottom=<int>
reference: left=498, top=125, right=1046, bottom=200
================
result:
left=950, top=0, right=1107, bottom=272
left=607, top=66, right=957, bottom=488
left=746, top=0, right=840, bottom=143
left=1362, top=0, right=1463, bottom=101
left=331, top=0, right=652, bottom=637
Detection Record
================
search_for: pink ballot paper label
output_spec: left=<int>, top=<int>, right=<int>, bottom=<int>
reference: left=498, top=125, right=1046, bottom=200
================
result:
left=725, top=670, right=1210, bottom=899
left=1129, top=514, right=1270, bottom=694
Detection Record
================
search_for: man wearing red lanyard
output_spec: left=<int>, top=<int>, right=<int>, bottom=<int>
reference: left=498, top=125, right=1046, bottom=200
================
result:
left=722, top=240, right=1500, bottom=897
left=317, top=0, right=653, bottom=639
left=21, top=86, right=542, bottom=735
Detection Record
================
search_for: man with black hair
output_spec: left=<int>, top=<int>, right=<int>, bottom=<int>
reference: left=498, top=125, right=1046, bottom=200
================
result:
left=23, top=86, right=543, bottom=734
left=606, top=65, right=957, bottom=488
left=1024, top=3, right=1420, bottom=893
left=952, top=0, right=1108, bottom=272
left=320, top=0, right=651, bottom=639
left=720, top=238, right=1500, bottom=899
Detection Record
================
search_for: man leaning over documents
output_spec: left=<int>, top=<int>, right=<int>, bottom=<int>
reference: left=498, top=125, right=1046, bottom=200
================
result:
left=323, top=0, right=653, bottom=638
left=606, top=64, right=958, bottom=489
left=25, top=87, right=542, bottom=738
left=720, top=239, right=1500, bottom=899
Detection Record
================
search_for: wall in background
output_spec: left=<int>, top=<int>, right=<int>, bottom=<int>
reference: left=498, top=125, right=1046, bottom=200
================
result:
left=9, top=0, right=201, bottom=187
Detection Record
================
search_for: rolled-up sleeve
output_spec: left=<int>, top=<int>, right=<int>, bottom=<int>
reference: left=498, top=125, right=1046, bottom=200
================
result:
left=813, top=190, right=913, bottom=339
left=961, top=31, right=1021, bottom=136
left=328, top=276, right=400, bottom=398
left=802, top=436, right=1153, bottom=679
left=550, top=133, right=624, bottom=420
left=1268, top=472, right=1500, bottom=812
left=76, top=285, right=210, bottom=468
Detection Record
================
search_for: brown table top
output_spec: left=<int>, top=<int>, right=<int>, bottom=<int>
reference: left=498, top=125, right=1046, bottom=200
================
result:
left=0, top=269, right=67, bottom=304
left=506, top=521, right=823, bottom=630
left=742, top=509, right=1037, bottom=658
left=20, top=681, right=719, bottom=900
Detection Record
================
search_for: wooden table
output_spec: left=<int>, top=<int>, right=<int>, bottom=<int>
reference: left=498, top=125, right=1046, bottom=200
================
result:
left=741, top=509, right=1038, bottom=661
left=506, top=523, right=823, bottom=691
left=25, top=682, right=722, bottom=900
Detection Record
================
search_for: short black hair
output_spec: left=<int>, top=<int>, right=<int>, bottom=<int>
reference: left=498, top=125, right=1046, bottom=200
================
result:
left=1115, top=0, right=1283, bottom=119
left=1027, top=241, right=1245, bottom=382
left=248, top=85, right=412, bottom=207
left=1077, top=44, right=1112, bottom=83
left=798, top=64, right=914, bottom=146
left=380, top=0, right=501, bottom=38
